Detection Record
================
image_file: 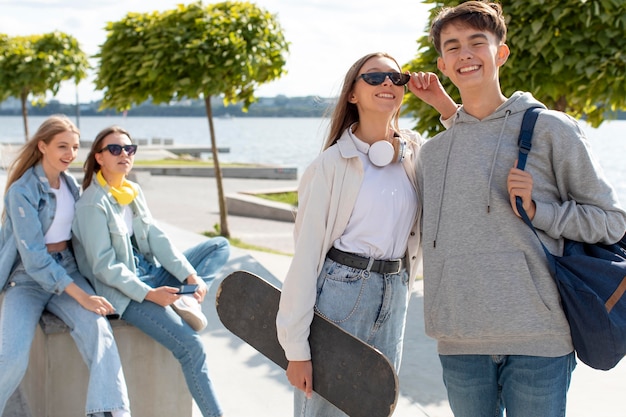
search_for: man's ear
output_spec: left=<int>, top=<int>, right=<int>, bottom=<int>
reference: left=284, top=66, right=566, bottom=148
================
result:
left=496, top=44, right=510, bottom=66
left=437, top=56, right=448, bottom=76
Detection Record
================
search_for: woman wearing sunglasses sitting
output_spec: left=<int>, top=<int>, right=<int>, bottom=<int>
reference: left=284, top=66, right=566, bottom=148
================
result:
left=276, top=52, right=458, bottom=416
left=0, top=115, right=131, bottom=417
left=71, top=126, right=230, bottom=417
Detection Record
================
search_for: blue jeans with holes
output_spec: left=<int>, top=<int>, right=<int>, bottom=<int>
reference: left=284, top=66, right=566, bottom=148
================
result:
left=0, top=249, right=129, bottom=416
left=293, top=257, right=410, bottom=417
left=123, top=238, right=229, bottom=417
left=439, top=353, right=576, bottom=417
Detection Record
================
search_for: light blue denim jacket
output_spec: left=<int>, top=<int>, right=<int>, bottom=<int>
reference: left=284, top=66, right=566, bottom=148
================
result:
left=72, top=178, right=195, bottom=314
left=0, top=164, right=81, bottom=293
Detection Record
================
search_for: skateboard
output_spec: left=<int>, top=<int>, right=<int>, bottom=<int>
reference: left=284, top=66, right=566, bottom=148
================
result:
left=215, top=270, right=399, bottom=417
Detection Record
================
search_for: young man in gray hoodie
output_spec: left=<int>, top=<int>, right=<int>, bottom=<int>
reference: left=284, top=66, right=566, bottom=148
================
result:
left=416, top=2, right=626, bottom=416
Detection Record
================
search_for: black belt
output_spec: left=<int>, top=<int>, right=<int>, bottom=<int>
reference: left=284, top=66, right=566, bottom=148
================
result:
left=327, top=247, right=405, bottom=275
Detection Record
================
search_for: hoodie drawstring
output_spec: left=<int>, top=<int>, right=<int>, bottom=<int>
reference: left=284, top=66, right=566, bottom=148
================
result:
left=432, top=110, right=512, bottom=248
left=486, top=109, right=511, bottom=213
left=432, top=125, right=456, bottom=248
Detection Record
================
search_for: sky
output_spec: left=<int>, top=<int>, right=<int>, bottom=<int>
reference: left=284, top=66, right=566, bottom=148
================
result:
left=0, top=0, right=433, bottom=104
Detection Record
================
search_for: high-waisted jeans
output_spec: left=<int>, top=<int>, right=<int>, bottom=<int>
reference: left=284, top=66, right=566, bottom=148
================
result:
left=0, top=248, right=129, bottom=416
left=294, top=257, right=410, bottom=417
left=123, top=237, right=229, bottom=417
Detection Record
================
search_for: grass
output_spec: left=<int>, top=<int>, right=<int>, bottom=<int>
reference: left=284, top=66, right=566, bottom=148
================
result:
left=133, top=159, right=257, bottom=167
left=133, top=158, right=213, bottom=166
left=255, top=191, right=298, bottom=206
left=71, top=158, right=256, bottom=168
left=203, top=229, right=293, bottom=256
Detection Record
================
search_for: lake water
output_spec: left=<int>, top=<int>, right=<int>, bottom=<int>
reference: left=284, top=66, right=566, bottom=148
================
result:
left=1, top=115, right=625, bottom=202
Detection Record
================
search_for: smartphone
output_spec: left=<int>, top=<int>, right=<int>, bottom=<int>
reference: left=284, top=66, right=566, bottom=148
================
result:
left=178, top=284, right=198, bottom=295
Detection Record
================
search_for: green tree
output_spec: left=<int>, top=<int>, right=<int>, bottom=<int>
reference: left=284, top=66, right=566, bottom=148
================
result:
left=404, top=0, right=626, bottom=138
left=0, top=32, right=89, bottom=140
left=95, top=1, right=289, bottom=238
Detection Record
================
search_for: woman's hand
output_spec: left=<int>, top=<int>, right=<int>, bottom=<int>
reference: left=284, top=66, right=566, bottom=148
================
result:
left=81, top=296, right=116, bottom=316
left=64, top=282, right=116, bottom=316
left=408, top=71, right=458, bottom=120
left=144, top=286, right=181, bottom=307
left=508, top=163, right=536, bottom=219
left=286, top=360, right=313, bottom=399
left=185, top=274, right=208, bottom=303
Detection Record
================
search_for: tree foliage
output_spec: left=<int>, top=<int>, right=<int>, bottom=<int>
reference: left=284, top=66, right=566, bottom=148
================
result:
left=0, top=32, right=89, bottom=140
left=404, top=0, right=626, bottom=138
left=95, top=1, right=289, bottom=237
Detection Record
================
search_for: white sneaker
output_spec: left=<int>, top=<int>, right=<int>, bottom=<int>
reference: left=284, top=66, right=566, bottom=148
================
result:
left=172, top=295, right=208, bottom=331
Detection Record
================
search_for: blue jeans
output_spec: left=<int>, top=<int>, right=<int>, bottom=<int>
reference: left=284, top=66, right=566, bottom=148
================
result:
left=0, top=249, right=129, bottom=416
left=294, top=257, right=410, bottom=417
left=123, top=238, right=229, bottom=417
left=439, top=353, right=576, bottom=417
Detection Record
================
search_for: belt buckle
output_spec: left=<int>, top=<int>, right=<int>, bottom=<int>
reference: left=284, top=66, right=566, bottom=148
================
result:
left=390, top=260, right=402, bottom=275
left=374, top=259, right=402, bottom=275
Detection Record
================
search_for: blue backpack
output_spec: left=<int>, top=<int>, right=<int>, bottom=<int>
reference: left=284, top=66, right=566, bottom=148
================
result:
left=515, top=107, right=626, bottom=370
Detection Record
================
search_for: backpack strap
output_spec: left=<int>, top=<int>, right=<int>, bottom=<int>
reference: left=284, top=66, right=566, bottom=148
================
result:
left=515, top=106, right=543, bottom=219
left=513, top=107, right=557, bottom=270
left=516, top=107, right=543, bottom=171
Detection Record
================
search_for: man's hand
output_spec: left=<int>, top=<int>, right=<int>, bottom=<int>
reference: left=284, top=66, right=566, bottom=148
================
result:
left=508, top=163, right=536, bottom=219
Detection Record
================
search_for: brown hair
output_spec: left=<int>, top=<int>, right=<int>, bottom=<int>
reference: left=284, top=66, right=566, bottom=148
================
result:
left=82, top=125, right=133, bottom=190
left=430, top=1, right=507, bottom=55
left=5, top=114, right=79, bottom=194
left=322, top=52, right=403, bottom=151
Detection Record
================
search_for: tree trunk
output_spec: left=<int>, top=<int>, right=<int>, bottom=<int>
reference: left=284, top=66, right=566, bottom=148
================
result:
left=555, top=95, right=568, bottom=112
left=204, top=95, right=230, bottom=238
left=20, top=91, right=30, bottom=141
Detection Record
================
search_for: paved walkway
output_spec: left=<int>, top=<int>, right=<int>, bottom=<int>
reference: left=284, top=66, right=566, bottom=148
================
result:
left=2, top=169, right=626, bottom=416
left=99, top=173, right=626, bottom=417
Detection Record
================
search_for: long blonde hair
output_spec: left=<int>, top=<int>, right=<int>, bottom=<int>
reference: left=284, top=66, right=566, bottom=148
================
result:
left=5, top=114, right=79, bottom=194
left=323, top=52, right=403, bottom=151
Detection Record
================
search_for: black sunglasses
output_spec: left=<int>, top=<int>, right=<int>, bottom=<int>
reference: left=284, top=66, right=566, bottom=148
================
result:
left=98, top=144, right=138, bottom=156
left=356, top=72, right=411, bottom=86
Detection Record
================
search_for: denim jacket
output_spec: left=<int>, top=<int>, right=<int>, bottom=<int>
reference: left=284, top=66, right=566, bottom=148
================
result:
left=0, top=164, right=81, bottom=293
left=72, top=178, right=195, bottom=314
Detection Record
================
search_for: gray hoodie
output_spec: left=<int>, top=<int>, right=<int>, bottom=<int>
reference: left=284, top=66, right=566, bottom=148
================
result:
left=416, top=91, right=626, bottom=356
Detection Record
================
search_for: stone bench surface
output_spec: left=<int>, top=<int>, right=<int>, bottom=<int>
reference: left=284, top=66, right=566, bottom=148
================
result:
left=11, top=310, right=192, bottom=417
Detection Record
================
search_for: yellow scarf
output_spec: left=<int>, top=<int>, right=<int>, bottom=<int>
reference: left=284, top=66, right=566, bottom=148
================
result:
left=96, top=170, right=138, bottom=206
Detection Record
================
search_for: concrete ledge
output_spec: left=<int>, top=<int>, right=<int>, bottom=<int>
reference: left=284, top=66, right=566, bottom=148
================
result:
left=68, top=166, right=297, bottom=180
left=226, top=192, right=296, bottom=223
left=133, top=166, right=297, bottom=180
left=19, top=311, right=192, bottom=417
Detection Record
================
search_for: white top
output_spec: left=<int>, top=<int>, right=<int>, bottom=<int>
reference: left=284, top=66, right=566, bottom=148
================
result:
left=45, top=179, right=74, bottom=244
left=124, top=205, right=134, bottom=237
left=333, top=129, right=417, bottom=260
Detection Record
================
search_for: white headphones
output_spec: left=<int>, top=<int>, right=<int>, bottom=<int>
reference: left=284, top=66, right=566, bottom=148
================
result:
left=368, top=134, right=406, bottom=167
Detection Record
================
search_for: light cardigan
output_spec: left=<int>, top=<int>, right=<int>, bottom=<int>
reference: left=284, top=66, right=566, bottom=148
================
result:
left=276, top=128, right=424, bottom=361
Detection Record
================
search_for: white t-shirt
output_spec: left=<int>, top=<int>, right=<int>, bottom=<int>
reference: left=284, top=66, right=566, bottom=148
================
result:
left=45, top=179, right=74, bottom=244
left=334, top=130, right=417, bottom=260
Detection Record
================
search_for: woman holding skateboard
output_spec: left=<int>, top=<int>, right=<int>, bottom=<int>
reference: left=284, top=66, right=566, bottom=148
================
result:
left=71, top=125, right=230, bottom=417
left=276, top=52, right=458, bottom=416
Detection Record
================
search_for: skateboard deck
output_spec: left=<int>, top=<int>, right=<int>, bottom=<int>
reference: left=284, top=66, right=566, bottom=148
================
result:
left=215, top=270, right=399, bottom=417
